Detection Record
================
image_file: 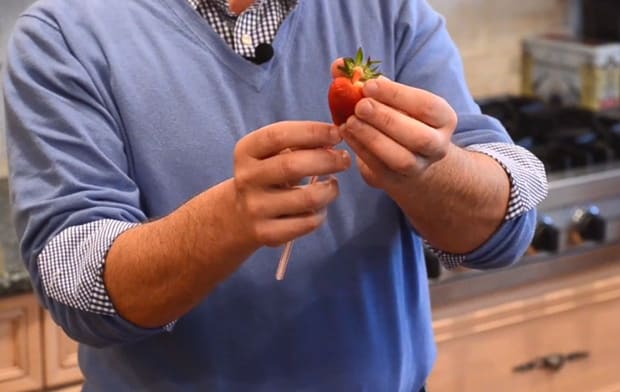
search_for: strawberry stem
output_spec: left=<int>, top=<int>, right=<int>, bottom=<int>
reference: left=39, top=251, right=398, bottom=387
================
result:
left=338, top=47, right=382, bottom=83
left=352, top=67, right=363, bottom=84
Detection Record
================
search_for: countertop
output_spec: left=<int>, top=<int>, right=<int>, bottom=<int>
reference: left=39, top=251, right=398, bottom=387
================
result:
left=0, top=178, right=32, bottom=298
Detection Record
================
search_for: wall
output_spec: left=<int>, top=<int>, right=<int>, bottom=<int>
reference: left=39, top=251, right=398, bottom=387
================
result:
left=430, top=0, right=572, bottom=98
left=0, top=0, right=36, bottom=179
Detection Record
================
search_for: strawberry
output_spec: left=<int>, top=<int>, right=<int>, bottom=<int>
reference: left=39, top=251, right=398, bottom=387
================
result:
left=328, top=48, right=382, bottom=126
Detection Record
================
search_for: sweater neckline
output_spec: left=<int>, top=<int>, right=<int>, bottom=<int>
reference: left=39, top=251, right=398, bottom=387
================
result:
left=161, top=0, right=304, bottom=91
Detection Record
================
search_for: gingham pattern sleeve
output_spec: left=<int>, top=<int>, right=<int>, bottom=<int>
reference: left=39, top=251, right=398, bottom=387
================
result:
left=467, top=143, right=548, bottom=221
left=38, top=219, right=139, bottom=315
left=427, top=142, right=547, bottom=269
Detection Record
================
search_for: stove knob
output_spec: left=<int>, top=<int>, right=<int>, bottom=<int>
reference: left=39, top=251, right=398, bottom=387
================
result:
left=424, top=248, right=442, bottom=280
left=572, top=206, right=607, bottom=243
left=531, top=217, right=560, bottom=253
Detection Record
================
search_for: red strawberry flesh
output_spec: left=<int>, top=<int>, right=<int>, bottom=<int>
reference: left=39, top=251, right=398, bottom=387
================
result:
left=328, top=48, right=381, bottom=126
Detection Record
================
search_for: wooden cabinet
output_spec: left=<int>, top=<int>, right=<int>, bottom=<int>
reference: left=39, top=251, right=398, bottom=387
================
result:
left=4, top=263, right=620, bottom=391
left=428, top=262, right=620, bottom=392
left=0, top=294, right=43, bottom=392
left=42, top=310, right=81, bottom=389
left=0, top=294, right=82, bottom=392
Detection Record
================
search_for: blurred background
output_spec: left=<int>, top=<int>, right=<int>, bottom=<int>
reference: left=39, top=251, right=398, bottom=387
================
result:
left=428, top=1, right=620, bottom=391
left=1, top=0, right=36, bottom=178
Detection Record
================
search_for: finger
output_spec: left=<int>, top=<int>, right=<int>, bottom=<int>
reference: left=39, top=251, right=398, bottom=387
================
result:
left=246, top=177, right=340, bottom=219
left=342, top=131, right=391, bottom=177
left=241, top=148, right=351, bottom=186
left=238, top=121, right=342, bottom=160
left=255, top=209, right=329, bottom=247
left=354, top=98, right=447, bottom=160
left=331, top=58, right=345, bottom=78
left=362, top=77, right=457, bottom=130
left=343, top=117, right=419, bottom=175
left=345, top=133, right=423, bottom=188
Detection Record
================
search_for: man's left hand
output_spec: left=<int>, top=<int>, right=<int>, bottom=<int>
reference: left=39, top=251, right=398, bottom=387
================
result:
left=338, top=75, right=457, bottom=191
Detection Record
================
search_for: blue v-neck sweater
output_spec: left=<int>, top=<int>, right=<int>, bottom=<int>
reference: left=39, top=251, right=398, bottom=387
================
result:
left=3, top=0, right=536, bottom=390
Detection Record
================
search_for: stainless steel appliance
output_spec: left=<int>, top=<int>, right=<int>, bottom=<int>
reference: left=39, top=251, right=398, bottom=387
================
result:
left=429, top=97, right=620, bottom=306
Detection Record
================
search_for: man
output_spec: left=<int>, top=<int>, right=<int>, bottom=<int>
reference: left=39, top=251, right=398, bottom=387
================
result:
left=2, top=0, right=547, bottom=390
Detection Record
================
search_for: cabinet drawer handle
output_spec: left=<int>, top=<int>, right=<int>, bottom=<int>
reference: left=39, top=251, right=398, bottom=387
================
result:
left=513, top=351, right=590, bottom=373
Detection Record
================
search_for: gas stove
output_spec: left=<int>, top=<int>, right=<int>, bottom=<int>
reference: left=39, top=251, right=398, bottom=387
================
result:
left=429, top=96, right=620, bottom=306
left=478, top=96, right=620, bottom=173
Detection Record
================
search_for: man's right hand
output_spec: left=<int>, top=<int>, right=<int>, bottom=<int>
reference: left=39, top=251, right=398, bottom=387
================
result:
left=233, top=121, right=351, bottom=247
left=105, top=121, right=350, bottom=327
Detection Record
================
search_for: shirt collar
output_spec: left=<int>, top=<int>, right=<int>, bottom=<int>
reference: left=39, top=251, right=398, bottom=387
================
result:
left=210, top=0, right=268, bottom=16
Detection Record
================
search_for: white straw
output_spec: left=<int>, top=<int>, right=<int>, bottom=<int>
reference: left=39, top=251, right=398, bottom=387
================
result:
left=275, top=176, right=319, bottom=280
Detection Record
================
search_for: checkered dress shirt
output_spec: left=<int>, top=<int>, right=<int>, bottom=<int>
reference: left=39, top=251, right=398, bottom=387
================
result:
left=187, top=0, right=296, bottom=59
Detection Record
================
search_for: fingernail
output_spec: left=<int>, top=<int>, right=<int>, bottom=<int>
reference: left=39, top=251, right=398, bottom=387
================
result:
left=319, top=178, right=332, bottom=187
left=357, top=100, right=373, bottom=116
left=364, top=79, right=379, bottom=96
left=340, top=150, right=351, bottom=167
left=345, top=116, right=360, bottom=133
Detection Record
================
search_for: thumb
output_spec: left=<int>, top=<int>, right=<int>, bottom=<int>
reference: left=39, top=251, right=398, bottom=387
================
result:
left=331, top=58, right=345, bottom=79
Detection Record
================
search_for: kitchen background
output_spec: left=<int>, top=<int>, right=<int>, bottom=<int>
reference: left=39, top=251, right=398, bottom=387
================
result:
left=1, top=0, right=37, bottom=179
left=434, top=0, right=572, bottom=97
left=1, top=0, right=619, bottom=391
left=0, top=0, right=35, bottom=287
